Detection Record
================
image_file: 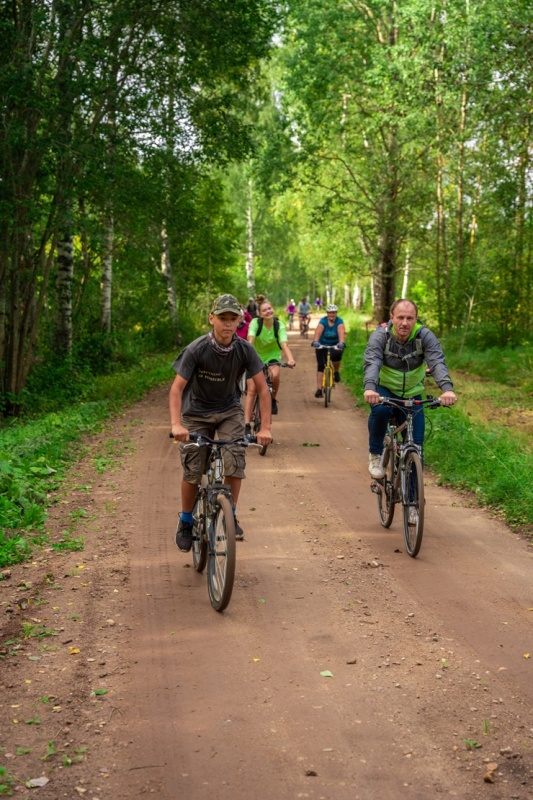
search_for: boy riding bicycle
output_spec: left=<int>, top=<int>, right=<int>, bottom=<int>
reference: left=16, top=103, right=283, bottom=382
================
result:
left=169, top=294, right=272, bottom=551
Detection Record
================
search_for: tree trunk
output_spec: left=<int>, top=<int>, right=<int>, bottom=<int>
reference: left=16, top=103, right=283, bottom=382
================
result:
left=54, top=233, right=74, bottom=357
left=160, top=222, right=178, bottom=328
left=100, top=210, right=113, bottom=334
left=245, top=178, right=255, bottom=296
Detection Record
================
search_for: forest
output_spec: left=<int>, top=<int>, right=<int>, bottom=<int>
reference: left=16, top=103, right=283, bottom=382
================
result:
left=0, top=0, right=532, bottom=566
left=1, top=0, right=532, bottom=416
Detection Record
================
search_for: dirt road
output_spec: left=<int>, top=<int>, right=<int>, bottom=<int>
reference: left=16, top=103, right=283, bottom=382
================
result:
left=1, top=322, right=532, bottom=799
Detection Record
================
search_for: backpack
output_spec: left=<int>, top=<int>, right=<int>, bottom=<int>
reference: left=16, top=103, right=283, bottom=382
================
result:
left=380, top=320, right=424, bottom=365
left=255, top=316, right=281, bottom=348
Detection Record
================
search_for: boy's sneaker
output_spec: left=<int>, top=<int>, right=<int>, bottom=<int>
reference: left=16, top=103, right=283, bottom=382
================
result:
left=176, top=519, right=193, bottom=552
left=314, top=389, right=323, bottom=398
left=271, top=398, right=278, bottom=415
left=234, top=519, right=244, bottom=541
left=334, top=372, right=341, bottom=383
left=368, top=453, right=385, bottom=479
left=408, top=507, right=418, bottom=526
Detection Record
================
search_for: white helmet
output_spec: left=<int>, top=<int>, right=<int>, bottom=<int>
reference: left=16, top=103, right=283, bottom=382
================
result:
left=326, top=304, right=338, bottom=312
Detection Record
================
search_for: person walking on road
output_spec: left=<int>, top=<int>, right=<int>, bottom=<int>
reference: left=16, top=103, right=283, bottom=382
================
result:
left=363, top=299, right=457, bottom=479
left=169, top=294, right=272, bottom=551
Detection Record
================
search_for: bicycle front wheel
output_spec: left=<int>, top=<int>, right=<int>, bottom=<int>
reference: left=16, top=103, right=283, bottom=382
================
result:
left=402, top=451, right=424, bottom=558
left=378, top=436, right=396, bottom=528
left=207, top=494, right=236, bottom=611
left=192, top=488, right=207, bottom=573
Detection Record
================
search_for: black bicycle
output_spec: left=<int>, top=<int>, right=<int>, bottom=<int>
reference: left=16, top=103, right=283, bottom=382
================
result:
left=248, top=360, right=289, bottom=456
left=177, top=431, right=258, bottom=611
left=370, top=396, right=442, bottom=558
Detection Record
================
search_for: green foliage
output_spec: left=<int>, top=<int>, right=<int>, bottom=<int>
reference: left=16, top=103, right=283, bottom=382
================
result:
left=442, top=334, right=533, bottom=393
left=0, top=353, right=175, bottom=568
left=0, top=765, right=15, bottom=795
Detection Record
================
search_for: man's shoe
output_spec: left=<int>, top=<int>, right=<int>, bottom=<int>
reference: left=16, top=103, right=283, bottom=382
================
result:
left=271, top=398, right=278, bottom=415
left=408, top=507, right=418, bottom=526
left=368, top=453, right=385, bottom=479
left=334, top=372, right=341, bottom=383
left=315, top=389, right=323, bottom=398
left=234, top=519, right=244, bottom=541
left=176, top=519, right=193, bottom=552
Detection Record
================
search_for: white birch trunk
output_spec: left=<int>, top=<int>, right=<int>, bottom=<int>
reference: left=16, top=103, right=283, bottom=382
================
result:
left=55, top=234, right=74, bottom=355
left=344, top=283, right=350, bottom=307
left=401, top=246, right=410, bottom=298
left=160, top=223, right=178, bottom=326
left=245, top=178, right=255, bottom=295
left=100, top=210, right=113, bottom=333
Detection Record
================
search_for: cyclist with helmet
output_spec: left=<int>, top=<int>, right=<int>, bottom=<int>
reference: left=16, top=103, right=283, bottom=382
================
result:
left=311, top=304, right=346, bottom=397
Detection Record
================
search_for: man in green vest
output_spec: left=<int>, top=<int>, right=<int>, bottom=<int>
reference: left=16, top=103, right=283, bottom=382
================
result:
left=363, top=299, right=457, bottom=479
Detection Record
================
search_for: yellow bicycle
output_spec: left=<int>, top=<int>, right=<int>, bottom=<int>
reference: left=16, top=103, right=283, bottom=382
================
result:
left=316, top=344, right=341, bottom=407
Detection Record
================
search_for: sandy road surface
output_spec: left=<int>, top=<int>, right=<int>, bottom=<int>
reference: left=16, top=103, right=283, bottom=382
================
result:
left=1, top=319, right=532, bottom=800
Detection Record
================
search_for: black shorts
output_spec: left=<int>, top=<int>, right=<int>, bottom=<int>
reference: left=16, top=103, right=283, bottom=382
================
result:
left=315, top=347, right=343, bottom=371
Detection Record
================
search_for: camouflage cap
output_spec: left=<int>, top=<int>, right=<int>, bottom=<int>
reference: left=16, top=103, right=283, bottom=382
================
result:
left=211, top=294, right=242, bottom=316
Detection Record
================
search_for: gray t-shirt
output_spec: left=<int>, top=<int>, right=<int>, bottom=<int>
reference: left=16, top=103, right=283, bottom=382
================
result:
left=173, top=334, right=264, bottom=415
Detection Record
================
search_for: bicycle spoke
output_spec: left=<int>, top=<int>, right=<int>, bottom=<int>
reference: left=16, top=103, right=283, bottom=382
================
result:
left=207, top=495, right=236, bottom=611
left=192, top=488, right=207, bottom=572
left=402, top=451, right=424, bottom=557
left=377, top=436, right=396, bottom=527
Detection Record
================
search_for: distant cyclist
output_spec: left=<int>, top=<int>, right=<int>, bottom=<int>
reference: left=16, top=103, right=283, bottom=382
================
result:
left=312, top=304, right=346, bottom=398
left=286, top=299, right=296, bottom=328
left=363, top=298, right=457, bottom=479
left=298, top=297, right=312, bottom=332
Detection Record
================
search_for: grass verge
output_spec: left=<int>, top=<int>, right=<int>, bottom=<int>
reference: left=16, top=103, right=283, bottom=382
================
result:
left=0, top=353, right=174, bottom=569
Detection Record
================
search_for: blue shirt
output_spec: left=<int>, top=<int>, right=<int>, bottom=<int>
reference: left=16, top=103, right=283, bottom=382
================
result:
left=318, top=316, right=343, bottom=346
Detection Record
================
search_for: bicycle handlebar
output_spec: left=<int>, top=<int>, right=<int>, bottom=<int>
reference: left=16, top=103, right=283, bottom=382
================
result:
left=313, top=344, right=343, bottom=350
left=265, top=360, right=291, bottom=367
left=169, top=431, right=259, bottom=447
left=376, top=396, right=442, bottom=410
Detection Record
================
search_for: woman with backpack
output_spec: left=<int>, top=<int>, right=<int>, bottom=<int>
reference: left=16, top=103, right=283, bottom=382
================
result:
left=244, top=295, right=296, bottom=422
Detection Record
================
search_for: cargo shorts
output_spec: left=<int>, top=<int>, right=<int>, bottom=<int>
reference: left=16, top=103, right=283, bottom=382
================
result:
left=179, top=406, right=246, bottom=484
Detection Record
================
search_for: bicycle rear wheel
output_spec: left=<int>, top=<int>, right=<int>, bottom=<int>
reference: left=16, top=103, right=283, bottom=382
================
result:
left=207, top=494, right=236, bottom=611
left=192, top=487, right=207, bottom=572
left=253, top=395, right=269, bottom=456
left=323, top=365, right=333, bottom=407
left=377, top=436, right=396, bottom=527
left=402, top=451, right=424, bottom=557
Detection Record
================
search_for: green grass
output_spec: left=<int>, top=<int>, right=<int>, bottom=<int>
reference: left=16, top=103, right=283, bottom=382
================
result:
left=341, top=311, right=533, bottom=533
left=441, top=332, right=533, bottom=394
left=0, top=352, right=174, bottom=568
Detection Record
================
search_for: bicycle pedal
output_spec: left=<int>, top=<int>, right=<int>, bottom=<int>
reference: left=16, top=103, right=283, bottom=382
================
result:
left=370, top=480, right=382, bottom=495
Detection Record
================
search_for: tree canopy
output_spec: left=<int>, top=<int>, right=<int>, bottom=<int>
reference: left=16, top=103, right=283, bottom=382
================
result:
left=1, top=0, right=532, bottom=415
